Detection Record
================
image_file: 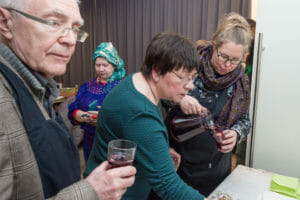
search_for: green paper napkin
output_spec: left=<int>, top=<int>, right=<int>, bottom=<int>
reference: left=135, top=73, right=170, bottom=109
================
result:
left=297, top=183, right=300, bottom=200
left=270, top=174, right=299, bottom=199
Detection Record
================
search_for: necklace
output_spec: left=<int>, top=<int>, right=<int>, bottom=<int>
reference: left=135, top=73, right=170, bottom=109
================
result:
left=145, top=78, right=158, bottom=104
left=96, top=76, right=106, bottom=85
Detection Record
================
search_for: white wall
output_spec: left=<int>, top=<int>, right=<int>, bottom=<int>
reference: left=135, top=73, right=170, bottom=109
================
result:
left=249, top=0, right=300, bottom=178
left=250, top=0, right=257, bottom=20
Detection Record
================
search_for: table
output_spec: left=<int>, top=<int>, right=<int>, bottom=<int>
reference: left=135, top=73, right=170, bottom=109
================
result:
left=53, top=87, right=77, bottom=110
left=207, top=165, right=295, bottom=200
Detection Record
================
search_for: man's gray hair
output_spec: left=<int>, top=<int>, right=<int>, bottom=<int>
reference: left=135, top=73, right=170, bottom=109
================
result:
left=0, top=0, right=27, bottom=10
left=0, top=0, right=81, bottom=10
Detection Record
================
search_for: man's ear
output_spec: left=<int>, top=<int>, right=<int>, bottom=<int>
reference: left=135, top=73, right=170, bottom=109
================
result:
left=0, top=8, right=13, bottom=40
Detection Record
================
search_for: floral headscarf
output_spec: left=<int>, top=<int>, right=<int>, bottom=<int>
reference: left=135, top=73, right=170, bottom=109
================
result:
left=93, top=42, right=126, bottom=82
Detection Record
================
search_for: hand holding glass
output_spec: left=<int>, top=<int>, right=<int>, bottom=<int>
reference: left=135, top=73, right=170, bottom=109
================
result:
left=107, top=139, right=137, bottom=168
left=213, top=130, right=225, bottom=150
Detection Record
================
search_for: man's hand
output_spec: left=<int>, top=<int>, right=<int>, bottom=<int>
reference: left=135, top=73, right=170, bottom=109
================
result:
left=86, top=161, right=136, bottom=200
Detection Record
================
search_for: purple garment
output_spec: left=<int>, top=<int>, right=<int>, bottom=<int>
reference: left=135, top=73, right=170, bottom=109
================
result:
left=68, top=78, right=121, bottom=161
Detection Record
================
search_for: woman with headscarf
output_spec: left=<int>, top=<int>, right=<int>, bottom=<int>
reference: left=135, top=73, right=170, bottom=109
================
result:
left=164, top=13, right=252, bottom=196
left=68, top=42, right=126, bottom=162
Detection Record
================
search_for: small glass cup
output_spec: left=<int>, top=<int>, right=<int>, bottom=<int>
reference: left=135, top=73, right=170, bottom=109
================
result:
left=214, top=131, right=225, bottom=150
left=107, top=139, right=137, bottom=168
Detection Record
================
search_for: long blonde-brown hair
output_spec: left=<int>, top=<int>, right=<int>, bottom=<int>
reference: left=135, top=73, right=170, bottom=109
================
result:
left=212, top=12, right=251, bottom=53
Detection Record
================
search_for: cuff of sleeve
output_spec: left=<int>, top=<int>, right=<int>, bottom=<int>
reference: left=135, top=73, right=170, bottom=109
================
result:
left=73, top=109, right=80, bottom=125
left=232, top=128, right=242, bottom=143
left=54, top=179, right=98, bottom=200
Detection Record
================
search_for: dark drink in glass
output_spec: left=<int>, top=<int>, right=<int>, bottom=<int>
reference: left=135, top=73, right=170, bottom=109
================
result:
left=170, top=114, right=213, bottom=142
left=215, top=133, right=224, bottom=149
left=107, top=139, right=137, bottom=168
left=169, top=112, right=225, bottom=150
left=211, top=127, right=224, bottom=150
left=108, top=152, right=133, bottom=168
left=170, top=114, right=206, bottom=142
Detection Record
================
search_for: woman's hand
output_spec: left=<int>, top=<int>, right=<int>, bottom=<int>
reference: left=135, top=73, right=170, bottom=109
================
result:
left=179, top=95, right=207, bottom=115
left=216, top=130, right=238, bottom=153
left=169, top=147, right=181, bottom=171
left=76, top=110, right=99, bottom=126
left=85, top=111, right=99, bottom=126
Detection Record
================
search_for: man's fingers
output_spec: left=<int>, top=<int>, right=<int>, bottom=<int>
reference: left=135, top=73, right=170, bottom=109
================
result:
left=107, top=170, right=135, bottom=189
left=120, top=175, right=135, bottom=188
left=108, top=165, right=136, bottom=178
left=96, top=161, right=110, bottom=171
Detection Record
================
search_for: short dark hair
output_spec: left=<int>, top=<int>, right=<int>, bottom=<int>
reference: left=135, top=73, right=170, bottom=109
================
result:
left=141, top=32, right=200, bottom=79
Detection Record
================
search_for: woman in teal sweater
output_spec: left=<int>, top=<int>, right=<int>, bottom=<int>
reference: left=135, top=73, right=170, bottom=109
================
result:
left=85, top=32, right=206, bottom=200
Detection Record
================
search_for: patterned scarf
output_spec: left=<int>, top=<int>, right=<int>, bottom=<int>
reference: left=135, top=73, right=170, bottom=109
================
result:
left=198, top=45, right=250, bottom=129
left=93, top=42, right=126, bottom=82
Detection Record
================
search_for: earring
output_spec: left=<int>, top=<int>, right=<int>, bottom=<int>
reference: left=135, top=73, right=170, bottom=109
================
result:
left=153, top=77, right=159, bottom=82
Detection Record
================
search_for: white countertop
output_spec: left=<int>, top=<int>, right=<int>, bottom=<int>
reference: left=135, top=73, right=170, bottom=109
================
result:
left=207, top=165, right=295, bottom=200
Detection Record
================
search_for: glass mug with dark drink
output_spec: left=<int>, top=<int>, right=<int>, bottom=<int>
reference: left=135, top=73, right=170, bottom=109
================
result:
left=107, top=139, right=137, bottom=168
left=169, top=111, right=224, bottom=150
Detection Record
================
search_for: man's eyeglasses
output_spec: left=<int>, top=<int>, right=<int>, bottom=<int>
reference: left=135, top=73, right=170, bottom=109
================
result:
left=171, top=71, right=197, bottom=84
left=216, top=48, right=243, bottom=66
left=6, top=8, right=88, bottom=43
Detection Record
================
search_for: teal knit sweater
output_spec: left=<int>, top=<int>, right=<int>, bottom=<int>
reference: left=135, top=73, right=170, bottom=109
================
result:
left=84, top=74, right=204, bottom=200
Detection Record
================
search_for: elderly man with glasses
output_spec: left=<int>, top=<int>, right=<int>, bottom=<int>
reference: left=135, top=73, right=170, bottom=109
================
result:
left=0, top=0, right=135, bottom=199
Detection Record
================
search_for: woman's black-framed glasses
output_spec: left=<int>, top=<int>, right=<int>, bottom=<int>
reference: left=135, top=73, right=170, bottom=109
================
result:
left=216, top=48, right=243, bottom=66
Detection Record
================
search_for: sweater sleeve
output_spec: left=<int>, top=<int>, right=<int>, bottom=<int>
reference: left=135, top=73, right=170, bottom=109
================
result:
left=231, top=110, right=251, bottom=143
left=68, top=83, right=87, bottom=125
left=124, top=112, right=204, bottom=200
left=47, top=180, right=98, bottom=200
